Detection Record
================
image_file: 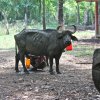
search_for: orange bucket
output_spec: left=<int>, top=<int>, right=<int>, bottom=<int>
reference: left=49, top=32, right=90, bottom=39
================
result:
left=66, top=43, right=73, bottom=51
left=25, top=58, right=31, bottom=69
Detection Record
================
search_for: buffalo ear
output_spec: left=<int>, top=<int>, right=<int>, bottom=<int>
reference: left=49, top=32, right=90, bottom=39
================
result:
left=57, top=25, right=62, bottom=30
left=71, top=36, right=78, bottom=41
left=57, top=25, right=63, bottom=33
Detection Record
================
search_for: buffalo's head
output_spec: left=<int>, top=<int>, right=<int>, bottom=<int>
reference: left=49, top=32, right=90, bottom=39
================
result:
left=57, top=25, right=78, bottom=46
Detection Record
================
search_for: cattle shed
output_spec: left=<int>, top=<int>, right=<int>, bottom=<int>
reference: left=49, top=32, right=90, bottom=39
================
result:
left=76, top=0, right=100, bottom=38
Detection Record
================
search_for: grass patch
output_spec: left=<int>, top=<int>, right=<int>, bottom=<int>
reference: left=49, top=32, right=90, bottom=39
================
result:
left=75, top=30, right=95, bottom=39
left=0, top=34, right=15, bottom=49
left=66, top=44, right=95, bottom=57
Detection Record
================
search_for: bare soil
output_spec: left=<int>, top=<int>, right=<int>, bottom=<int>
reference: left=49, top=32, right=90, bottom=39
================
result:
left=0, top=39, right=100, bottom=100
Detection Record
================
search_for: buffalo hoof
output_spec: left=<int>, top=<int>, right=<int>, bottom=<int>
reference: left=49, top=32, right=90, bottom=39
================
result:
left=24, top=70, right=29, bottom=74
left=49, top=71, right=55, bottom=75
left=15, top=67, right=19, bottom=72
left=25, top=71, right=29, bottom=74
left=15, top=69, right=19, bottom=73
left=57, top=71, right=61, bottom=74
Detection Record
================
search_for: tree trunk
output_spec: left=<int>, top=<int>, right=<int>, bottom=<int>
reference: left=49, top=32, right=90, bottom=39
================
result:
left=0, top=12, right=3, bottom=21
left=58, top=0, right=64, bottom=26
left=24, top=12, right=28, bottom=29
left=83, top=9, right=89, bottom=29
left=2, top=12, right=9, bottom=35
left=24, top=0, right=28, bottom=29
left=76, top=3, right=80, bottom=25
left=42, top=0, right=46, bottom=30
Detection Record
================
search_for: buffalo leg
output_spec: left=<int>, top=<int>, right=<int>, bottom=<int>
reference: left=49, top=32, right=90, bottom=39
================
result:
left=15, top=53, right=20, bottom=72
left=49, top=57, right=54, bottom=74
left=20, top=52, right=29, bottom=74
left=55, top=57, right=61, bottom=74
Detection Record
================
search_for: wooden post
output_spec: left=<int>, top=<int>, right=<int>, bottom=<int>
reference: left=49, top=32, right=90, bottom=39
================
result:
left=95, top=0, right=99, bottom=37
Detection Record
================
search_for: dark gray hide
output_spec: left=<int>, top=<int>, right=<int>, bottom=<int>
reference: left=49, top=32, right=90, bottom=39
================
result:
left=14, top=26, right=78, bottom=74
left=92, top=49, right=100, bottom=93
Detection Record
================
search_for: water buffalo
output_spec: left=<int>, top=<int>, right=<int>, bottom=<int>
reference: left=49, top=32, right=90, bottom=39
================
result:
left=14, top=26, right=78, bottom=74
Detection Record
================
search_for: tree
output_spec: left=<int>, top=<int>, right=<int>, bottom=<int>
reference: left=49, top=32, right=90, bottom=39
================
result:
left=0, top=0, right=13, bottom=35
left=0, top=0, right=95, bottom=31
left=76, top=3, right=80, bottom=25
left=58, top=0, right=64, bottom=26
left=42, top=0, right=46, bottom=29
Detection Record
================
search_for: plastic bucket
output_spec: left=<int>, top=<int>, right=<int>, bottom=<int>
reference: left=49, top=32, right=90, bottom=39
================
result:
left=25, top=58, right=31, bottom=69
left=66, top=43, right=73, bottom=51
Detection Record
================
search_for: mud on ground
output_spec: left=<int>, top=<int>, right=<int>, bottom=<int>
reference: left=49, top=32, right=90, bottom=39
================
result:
left=0, top=40, right=100, bottom=100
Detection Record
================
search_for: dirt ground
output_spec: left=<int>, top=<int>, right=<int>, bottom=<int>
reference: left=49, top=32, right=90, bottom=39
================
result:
left=0, top=39, right=100, bottom=100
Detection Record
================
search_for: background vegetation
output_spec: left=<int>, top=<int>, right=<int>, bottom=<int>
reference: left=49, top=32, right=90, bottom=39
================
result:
left=0, top=0, right=96, bottom=55
left=0, top=0, right=95, bottom=35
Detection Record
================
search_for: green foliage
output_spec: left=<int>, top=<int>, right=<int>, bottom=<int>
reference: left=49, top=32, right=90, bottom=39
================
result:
left=63, top=1, right=95, bottom=25
left=0, top=0, right=95, bottom=32
left=0, top=34, right=15, bottom=49
left=64, top=0, right=77, bottom=24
